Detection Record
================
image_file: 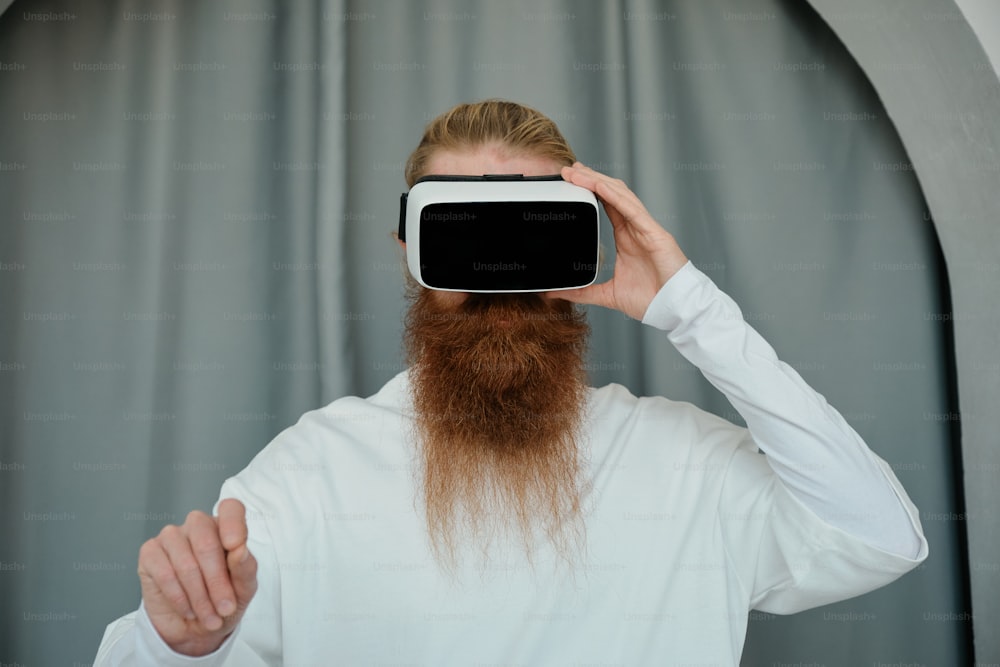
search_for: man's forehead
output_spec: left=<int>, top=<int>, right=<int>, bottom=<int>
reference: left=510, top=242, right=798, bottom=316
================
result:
left=422, top=147, right=566, bottom=177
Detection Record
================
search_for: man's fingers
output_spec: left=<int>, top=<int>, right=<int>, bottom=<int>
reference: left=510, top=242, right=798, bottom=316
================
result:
left=562, top=163, right=662, bottom=235
left=593, top=180, right=663, bottom=237
left=160, top=521, right=224, bottom=631
left=216, top=498, right=248, bottom=552
left=188, top=510, right=240, bottom=619
left=138, top=539, right=196, bottom=621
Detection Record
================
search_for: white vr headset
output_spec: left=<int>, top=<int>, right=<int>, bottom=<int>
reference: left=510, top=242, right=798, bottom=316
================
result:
left=398, top=175, right=600, bottom=293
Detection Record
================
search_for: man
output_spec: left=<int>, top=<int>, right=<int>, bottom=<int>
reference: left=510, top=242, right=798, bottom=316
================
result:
left=97, top=100, right=927, bottom=665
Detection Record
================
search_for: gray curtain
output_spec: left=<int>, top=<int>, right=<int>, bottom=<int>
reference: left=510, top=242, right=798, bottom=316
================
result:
left=0, top=0, right=968, bottom=665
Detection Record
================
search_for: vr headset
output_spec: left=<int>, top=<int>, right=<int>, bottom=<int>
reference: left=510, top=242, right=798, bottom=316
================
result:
left=398, top=175, right=600, bottom=293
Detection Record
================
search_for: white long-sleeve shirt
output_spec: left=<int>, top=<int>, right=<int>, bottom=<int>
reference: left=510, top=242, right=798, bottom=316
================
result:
left=96, top=261, right=927, bottom=666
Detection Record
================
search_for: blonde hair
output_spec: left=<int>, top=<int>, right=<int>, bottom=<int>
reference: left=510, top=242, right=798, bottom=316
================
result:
left=404, top=99, right=576, bottom=187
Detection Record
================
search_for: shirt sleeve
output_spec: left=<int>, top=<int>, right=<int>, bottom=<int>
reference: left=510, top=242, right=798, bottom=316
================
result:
left=641, top=261, right=927, bottom=560
left=93, top=481, right=282, bottom=666
left=719, top=437, right=927, bottom=614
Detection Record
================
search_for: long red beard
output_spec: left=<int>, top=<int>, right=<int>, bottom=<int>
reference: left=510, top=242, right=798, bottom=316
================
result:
left=404, top=289, right=591, bottom=571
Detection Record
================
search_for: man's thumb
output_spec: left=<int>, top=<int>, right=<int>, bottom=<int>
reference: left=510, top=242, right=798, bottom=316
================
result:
left=226, top=544, right=257, bottom=603
left=547, top=281, right=612, bottom=309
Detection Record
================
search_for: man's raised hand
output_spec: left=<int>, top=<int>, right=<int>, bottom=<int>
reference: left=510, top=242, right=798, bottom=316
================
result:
left=551, top=162, right=689, bottom=320
left=136, top=498, right=258, bottom=657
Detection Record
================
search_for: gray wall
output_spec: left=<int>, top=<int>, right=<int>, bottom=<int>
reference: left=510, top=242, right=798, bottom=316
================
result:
left=805, top=0, right=1000, bottom=660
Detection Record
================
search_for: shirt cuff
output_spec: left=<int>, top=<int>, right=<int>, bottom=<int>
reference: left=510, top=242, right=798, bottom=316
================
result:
left=640, top=260, right=706, bottom=331
left=136, top=601, right=239, bottom=666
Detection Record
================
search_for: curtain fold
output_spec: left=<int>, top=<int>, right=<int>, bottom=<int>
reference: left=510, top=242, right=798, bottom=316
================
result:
left=0, top=0, right=968, bottom=664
